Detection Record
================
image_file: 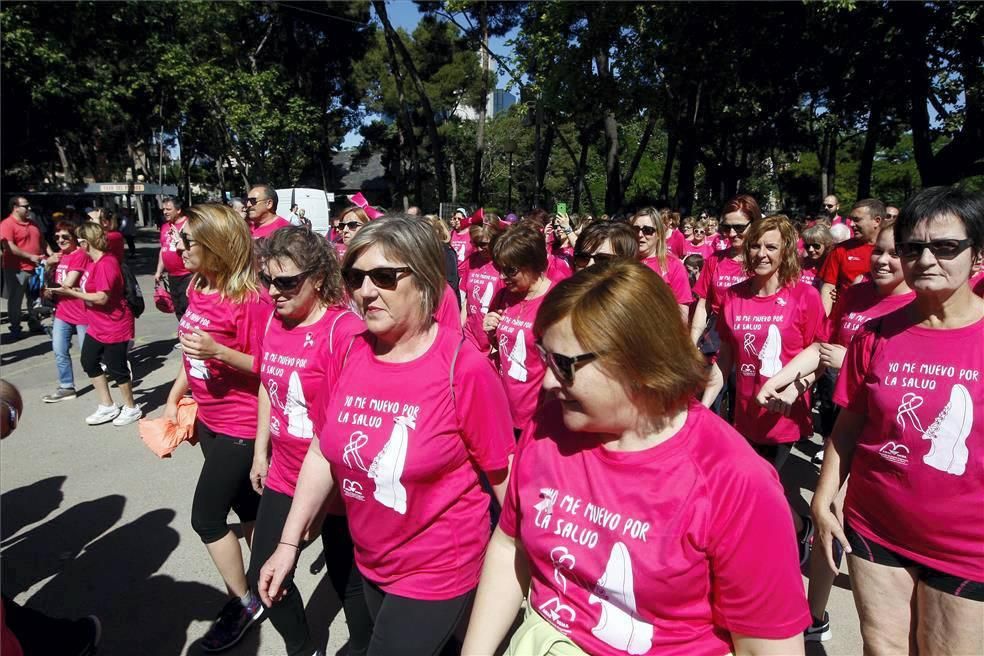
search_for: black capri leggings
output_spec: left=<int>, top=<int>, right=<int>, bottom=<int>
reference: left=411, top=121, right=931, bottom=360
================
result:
left=190, top=422, right=260, bottom=544
left=80, top=335, right=131, bottom=384
left=362, top=579, right=474, bottom=656
left=247, top=490, right=371, bottom=656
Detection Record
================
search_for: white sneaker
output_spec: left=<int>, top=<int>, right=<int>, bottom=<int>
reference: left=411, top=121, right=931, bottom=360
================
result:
left=112, top=405, right=143, bottom=427
left=86, top=404, right=121, bottom=425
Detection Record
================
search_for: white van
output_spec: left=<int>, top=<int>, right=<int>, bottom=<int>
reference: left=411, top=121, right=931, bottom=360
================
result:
left=275, top=188, right=335, bottom=236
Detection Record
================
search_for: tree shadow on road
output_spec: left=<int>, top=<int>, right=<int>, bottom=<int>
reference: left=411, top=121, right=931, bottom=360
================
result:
left=135, top=380, right=179, bottom=416
left=130, top=338, right=178, bottom=385
left=0, top=475, right=66, bottom=542
left=0, top=337, right=54, bottom=368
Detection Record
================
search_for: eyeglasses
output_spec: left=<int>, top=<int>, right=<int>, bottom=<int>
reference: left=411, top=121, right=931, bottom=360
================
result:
left=573, top=252, right=616, bottom=268
left=804, top=243, right=823, bottom=251
left=245, top=197, right=268, bottom=206
left=259, top=271, right=310, bottom=292
left=15, top=204, right=31, bottom=209
left=472, top=240, right=490, bottom=249
left=55, top=233, right=73, bottom=241
left=536, top=343, right=598, bottom=386
left=896, top=239, right=973, bottom=261
left=693, top=229, right=706, bottom=236
left=178, top=231, right=197, bottom=249
left=719, top=223, right=750, bottom=235
left=341, top=266, right=413, bottom=290
left=496, top=264, right=521, bottom=278
left=340, top=221, right=363, bottom=231
left=823, top=204, right=836, bottom=209
left=633, top=225, right=657, bottom=237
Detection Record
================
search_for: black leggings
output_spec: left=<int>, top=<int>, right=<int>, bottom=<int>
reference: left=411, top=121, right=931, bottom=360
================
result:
left=246, top=490, right=372, bottom=656
left=80, top=335, right=131, bottom=384
left=190, top=423, right=260, bottom=544
left=362, top=580, right=474, bottom=656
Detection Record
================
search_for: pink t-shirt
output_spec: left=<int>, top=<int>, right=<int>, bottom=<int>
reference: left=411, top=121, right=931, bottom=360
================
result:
left=449, top=229, right=472, bottom=264
left=500, top=401, right=810, bottom=654
left=710, top=233, right=729, bottom=252
left=681, top=241, right=714, bottom=259
left=251, top=216, right=291, bottom=240
left=260, top=307, right=364, bottom=496
left=80, top=254, right=134, bottom=343
left=491, top=285, right=552, bottom=428
left=640, top=255, right=693, bottom=305
left=54, top=248, right=91, bottom=325
left=319, top=325, right=515, bottom=599
left=547, top=252, right=574, bottom=283
left=435, top=283, right=462, bottom=333
left=106, top=231, right=125, bottom=261
left=179, top=286, right=270, bottom=438
left=692, top=251, right=749, bottom=313
left=334, top=241, right=348, bottom=258
left=798, top=257, right=825, bottom=290
left=462, top=253, right=502, bottom=355
left=159, top=218, right=190, bottom=277
left=666, top=228, right=687, bottom=259
left=718, top=280, right=825, bottom=444
left=835, top=309, right=984, bottom=580
left=821, top=280, right=914, bottom=348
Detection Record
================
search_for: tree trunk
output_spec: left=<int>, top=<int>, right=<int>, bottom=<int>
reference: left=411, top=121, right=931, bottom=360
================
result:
left=374, top=0, right=447, bottom=201
left=471, top=2, right=489, bottom=205
left=572, top=134, right=589, bottom=213
left=379, top=12, right=422, bottom=206
left=450, top=158, right=458, bottom=204
left=621, top=109, right=657, bottom=193
left=659, top=131, right=677, bottom=203
left=595, top=50, right=622, bottom=213
left=857, top=100, right=882, bottom=199
left=675, top=85, right=701, bottom=214
left=825, top=132, right=837, bottom=198
left=538, top=123, right=555, bottom=203
left=534, top=92, right=543, bottom=207
left=54, top=137, right=75, bottom=183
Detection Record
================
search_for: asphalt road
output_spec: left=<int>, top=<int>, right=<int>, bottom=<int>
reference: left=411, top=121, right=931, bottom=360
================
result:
left=0, top=230, right=863, bottom=655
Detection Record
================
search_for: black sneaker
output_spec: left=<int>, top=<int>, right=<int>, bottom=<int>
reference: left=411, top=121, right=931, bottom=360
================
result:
left=798, top=515, right=814, bottom=567
left=804, top=611, right=831, bottom=642
left=201, top=596, right=264, bottom=653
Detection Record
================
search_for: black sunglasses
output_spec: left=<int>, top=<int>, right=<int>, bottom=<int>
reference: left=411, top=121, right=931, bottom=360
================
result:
left=342, top=266, right=413, bottom=290
left=246, top=196, right=269, bottom=206
left=15, top=204, right=31, bottom=209
left=573, top=252, right=616, bottom=268
left=633, top=225, right=657, bottom=237
left=719, top=222, right=750, bottom=234
left=496, top=264, right=521, bottom=278
left=536, top=343, right=598, bottom=386
left=55, top=233, right=73, bottom=241
left=896, top=238, right=973, bottom=261
left=804, top=243, right=823, bottom=250
left=340, top=221, right=363, bottom=231
left=823, top=204, right=836, bottom=209
left=259, top=271, right=310, bottom=292
left=178, top=231, right=197, bottom=249
left=472, top=240, right=490, bottom=249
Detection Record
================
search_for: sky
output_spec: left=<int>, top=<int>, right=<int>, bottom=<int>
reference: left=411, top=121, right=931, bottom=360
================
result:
left=341, top=0, right=517, bottom=148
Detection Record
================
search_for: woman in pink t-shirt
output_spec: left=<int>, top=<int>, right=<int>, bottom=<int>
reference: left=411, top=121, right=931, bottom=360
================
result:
left=337, top=206, right=370, bottom=254
left=463, top=260, right=809, bottom=655
left=631, top=208, right=692, bottom=322
left=259, top=215, right=514, bottom=655
left=162, top=204, right=271, bottom=652
left=702, top=214, right=825, bottom=565
left=798, top=222, right=833, bottom=291
left=449, top=207, right=473, bottom=265
left=813, top=187, right=984, bottom=656
left=572, top=222, right=638, bottom=272
left=50, top=222, right=139, bottom=427
left=41, top=221, right=91, bottom=403
left=682, top=217, right=715, bottom=260
left=484, top=224, right=554, bottom=431
left=461, top=221, right=505, bottom=355
left=247, top=227, right=370, bottom=656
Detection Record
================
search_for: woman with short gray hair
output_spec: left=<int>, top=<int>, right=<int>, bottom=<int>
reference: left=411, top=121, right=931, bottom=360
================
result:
left=259, top=215, right=515, bottom=655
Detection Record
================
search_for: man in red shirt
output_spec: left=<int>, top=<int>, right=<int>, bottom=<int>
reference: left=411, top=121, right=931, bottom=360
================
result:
left=154, top=196, right=192, bottom=322
left=1, top=197, right=46, bottom=338
left=245, top=184, right=290, bottom=240
left=818, top=197, right=885, bottom=314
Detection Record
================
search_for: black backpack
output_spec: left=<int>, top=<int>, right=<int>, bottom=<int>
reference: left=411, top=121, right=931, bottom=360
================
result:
left=121, top=262, right=146, bottom=318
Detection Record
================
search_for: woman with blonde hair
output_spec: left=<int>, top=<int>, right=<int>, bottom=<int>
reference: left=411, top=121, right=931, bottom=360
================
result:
left=463, top=259, right=809, bottom=655
left=702, top=214, right=825, bottom=566
left=333, top=206, right=372, bottom=257
left=461, top=218, right=506, bottom=354
left=163, top=203, right=272, bottom=652
left=799, top=222, right=834, bottom=290
left=631, top=207, right=693, bottom=321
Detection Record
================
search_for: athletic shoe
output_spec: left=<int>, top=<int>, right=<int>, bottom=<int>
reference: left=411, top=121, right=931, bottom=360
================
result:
left=201, top=596, right=264, bottom=653
left=43, top=387, right=78, bottom=403
left=798, top=515, right=814, bottom=567
left=812, top=448, right=825, bottom=465
left=804, top=611, right=831, bottom=642
left=86, top=404, right=120, bottom=425
left=112, top=405, right=143, bottom=426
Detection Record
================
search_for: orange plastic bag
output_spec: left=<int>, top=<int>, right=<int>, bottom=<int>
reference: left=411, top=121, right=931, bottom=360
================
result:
left=138, top=398, right=198, bottom=458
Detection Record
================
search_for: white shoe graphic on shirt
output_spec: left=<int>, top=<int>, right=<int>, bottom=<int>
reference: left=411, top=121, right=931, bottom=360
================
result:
left=285, top=371, right=313, bottom=439
left=759, top=324, right=783, bottom=377
left=588, top=542, right=654, bottom=655
left=507, top=329, right=528, bottom=382
left=922, top=384, right=973, bottom=476
left=369, top=415, right=414, bottom=514
left=188, top=357, right=209, bottom=380
left=479, top=282, right=495, bottom=314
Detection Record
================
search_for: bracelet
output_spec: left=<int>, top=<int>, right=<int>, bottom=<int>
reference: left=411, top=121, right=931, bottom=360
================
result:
left=279, top=541, right=299, bottom=550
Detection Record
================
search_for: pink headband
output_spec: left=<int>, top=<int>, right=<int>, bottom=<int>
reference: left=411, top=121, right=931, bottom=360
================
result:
left=350, top=192, right=384, bottom=220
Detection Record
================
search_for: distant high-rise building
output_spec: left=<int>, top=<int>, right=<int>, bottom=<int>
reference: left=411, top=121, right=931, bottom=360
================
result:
left=487, top=89, right=516, bottom=118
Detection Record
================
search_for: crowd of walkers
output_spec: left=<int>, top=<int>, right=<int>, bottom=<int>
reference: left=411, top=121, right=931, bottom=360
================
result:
left=2, top=183, right=982, bottom=655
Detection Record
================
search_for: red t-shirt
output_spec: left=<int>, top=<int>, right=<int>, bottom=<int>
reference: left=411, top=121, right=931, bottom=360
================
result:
left=80, top=254, right=134, bottom=343
left=179, top=286, right=270, bottom=438
left=449, top=229, right=472, bottom=265
left=0, top=215, right=43, bottom=271
left=259, top=307, right=364, bottom=496
left=819, top=238, right=874, bottom=292
left=106, top=231, right=125, bottom=261
left=159, top=218, right=190, bottom=277
left=692, top=252, right=749, bottom=313
left=681, top=241, right=714, bottom=260
left=835, top=309, right=984, bottom=580
left=319, top=325, right=515, bottom=599
left=666, top=228, right=687, bottom=259
left=461, top=252, right=502, bottom=355
left=820, top=281, right=914, bottom=348
left=500, top=401, right=810, bottom=654
left=251, top=216, right=291, bottom=240
left=640, top=255, right=693, bottom=305
left=718, top=280, right=825, bottom=444
left=54, top=248, right=91, bottom=325
left=491, top=285, right=552, bottom=428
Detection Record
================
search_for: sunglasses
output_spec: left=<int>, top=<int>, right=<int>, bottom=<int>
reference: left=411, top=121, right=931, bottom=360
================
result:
left=341, top=266, right=413, bottom=290
left=55, top=233, right=73, bottom=241
left=823, top=204, right=836, bottom=209
left=178, top=231, right=197, bottom=249
left=693, top=229, right=706, bottom=235
left=472, top=240, right=490, bottom=249
left=496, top=264, right=521, bottom=278
left=259, top=271, right=310, bottom=292
left=245, top=197, right=269, bottom=206
left=719, top=223, right=750, bottom=234
left=573, top=252, right=616, bottom=268
left=536, top=343, right=598, bottom=386
left=633, top=225, right=657, bottom=237
left=804, top=243, right=823, bottom=251
left=15, top=204, right=31, bottom=209
left=340, top=221, right=363, bottom=231
left=896, top=238, right=973, bottom=260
